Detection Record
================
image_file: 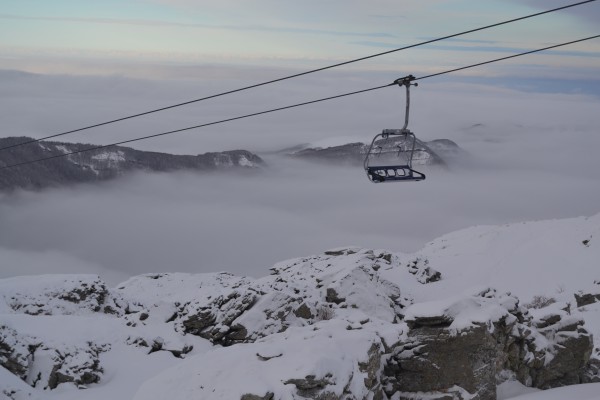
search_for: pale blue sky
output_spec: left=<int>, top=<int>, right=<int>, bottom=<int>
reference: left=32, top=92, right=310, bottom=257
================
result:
left=1, top=0, right=598, bottom=82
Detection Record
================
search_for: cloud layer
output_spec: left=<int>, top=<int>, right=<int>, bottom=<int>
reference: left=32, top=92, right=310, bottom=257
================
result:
left=0, top=70, right=599, bottom=285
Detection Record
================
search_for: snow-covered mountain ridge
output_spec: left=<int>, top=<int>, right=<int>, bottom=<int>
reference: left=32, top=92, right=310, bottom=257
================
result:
left=283, top=138, right=467, bottom=167
left=1, top=214, right=599, bottom=399
left=0, top=136, right=264, bottom=191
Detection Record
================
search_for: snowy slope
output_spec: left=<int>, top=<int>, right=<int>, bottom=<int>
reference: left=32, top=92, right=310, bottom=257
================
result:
left=1, top=214, right=599, bottom=400
left=383, top=214, right=600, bottom=353
left=397, top=213, right=600, bottom=303
left=506, top=382, right=600, bottom=400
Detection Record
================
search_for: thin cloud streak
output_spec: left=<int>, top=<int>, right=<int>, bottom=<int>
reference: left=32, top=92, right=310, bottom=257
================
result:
left=502, top=0, right=600, bottom=27
left=352, top=41, right=600, bottom=59
left=0, top=13, right=395, bottom=38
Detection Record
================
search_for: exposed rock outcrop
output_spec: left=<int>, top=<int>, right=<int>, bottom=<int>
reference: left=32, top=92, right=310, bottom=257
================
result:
left=173, top=248, right=412, bottom=346
left=575, top=281, right=600, bottom=307
left=134, top=319, right=402, bottom=400
left=523, top=305, right=594, bottom=389
left=0, top=325, right=109, bottom=390
left=584, top=349, right=600, bottom=383
left=383, top=292, right=594, bottom=400
left=0, top=327, right=30, bottom=380
left=0, top=242, right=597, bottom=398
left=0, top=275, right=123, bottom=316
left=27, top=342, right=108, bottom=389
left=400, top=257, right=442, bottom=284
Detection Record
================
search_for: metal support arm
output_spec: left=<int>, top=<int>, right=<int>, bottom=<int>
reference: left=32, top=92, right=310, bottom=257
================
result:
left=392, top=75, right=418, bottom=132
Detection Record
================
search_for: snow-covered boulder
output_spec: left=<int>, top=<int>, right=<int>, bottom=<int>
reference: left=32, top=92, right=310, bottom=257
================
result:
left=174, top=248, right=414, bottom=345
left=384, top=289, right=523, bottom=400
left=0, top=325, right=109, bottom=390
left=0, top=326, right=30, bottom=381
left=134, top=319, right=405, bottom=400
left=0, top=275, right=122, bottom=316
left=384, top=289, right=594, bottom=399
left=525, top=303, right=594, bottom=388
left=26, top=341, right=108, bottom=390
left=575, top=280, right=600, bottom=308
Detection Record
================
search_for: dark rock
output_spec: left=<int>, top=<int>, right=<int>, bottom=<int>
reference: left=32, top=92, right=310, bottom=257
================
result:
left=180, top=308, right=217, bottom=334
left=358, top=343, right=384, bottom=398
left=533, top=314, right=561, bottom=329
left=47, top=369, right=75, bottom=390
left=384, top=324, right=498, bottom=400
left=574, top=291, right=600, bottom=307
left=529, top=325, right=593, bottom=389
left=284, top=374, right=335, bottom=398
left=422, top=267, right=442, bottom=283
left=378, top=252, right=392, bottom=263
left=149, top=337, right=164, bottom=353
left=323, top=248, right=357, bottom=256
left=178, top=289, right=258, bottom=345
left=325, top=288, right=345, bottom=305
left=240, top=393, right=274, bottom=400
left=293, top=303, right=313, bottom=319
left=27, top=342, right=109, bottom=389
left=583, top=356, right=600, bottom=383
left=126, top=336, right=191, bottom=359
left=406, top=315, right=453, bottom=329
left=524, top=295, right=557, bottom=310
left=227, top=324, right=249, bottom=342
left=169, top=345, right=193, bottom=359
left=256, top=352, right=282, bottom=361
left=0, top=327, right=31, bottom=380
left=127, top=337, right=149, bottom=348
left=404, top=258, right=442, bottom=284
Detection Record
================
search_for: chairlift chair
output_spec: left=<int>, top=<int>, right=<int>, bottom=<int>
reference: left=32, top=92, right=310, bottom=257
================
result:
left=364, top=75, right=426, bottom=183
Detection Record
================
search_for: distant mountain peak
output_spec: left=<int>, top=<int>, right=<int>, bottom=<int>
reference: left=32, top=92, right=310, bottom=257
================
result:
left=0, top=137, right=265, bottom=191
left=283, top=136, right=467, bottom=167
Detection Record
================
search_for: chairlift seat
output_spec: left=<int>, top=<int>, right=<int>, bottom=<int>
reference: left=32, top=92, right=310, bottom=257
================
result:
left=366, top=165, right=425, bottom=183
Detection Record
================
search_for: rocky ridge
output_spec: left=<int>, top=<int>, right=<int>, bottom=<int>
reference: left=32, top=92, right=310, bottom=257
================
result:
left=1, top=244, right=598, bottom=399
left=285, top=138, right=466, bottom=167
left=0, top=136, right=264, bottom=191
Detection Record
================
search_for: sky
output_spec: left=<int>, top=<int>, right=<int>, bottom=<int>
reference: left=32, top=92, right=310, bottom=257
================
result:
left=0, top=0, right=599, bottom=284
left=1, top=0, right=599, bottom=81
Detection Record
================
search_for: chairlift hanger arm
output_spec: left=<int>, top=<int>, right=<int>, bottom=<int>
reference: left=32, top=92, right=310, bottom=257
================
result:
left=391, top=75, right=419, bottom=132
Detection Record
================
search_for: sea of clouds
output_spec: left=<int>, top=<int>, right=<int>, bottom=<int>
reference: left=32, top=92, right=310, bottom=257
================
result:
left=1, top=68, right=599, bottom=284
